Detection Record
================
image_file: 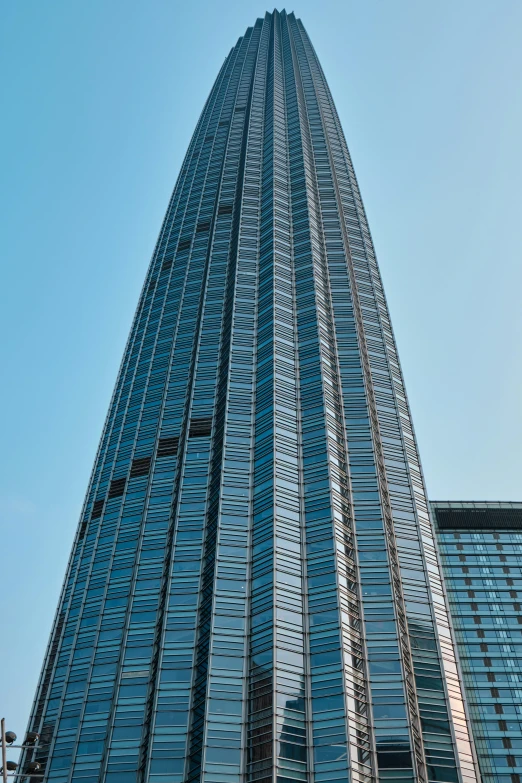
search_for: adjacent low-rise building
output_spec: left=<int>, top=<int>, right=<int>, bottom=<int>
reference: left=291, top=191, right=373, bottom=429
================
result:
left=433, top=502, right=522, bottom=783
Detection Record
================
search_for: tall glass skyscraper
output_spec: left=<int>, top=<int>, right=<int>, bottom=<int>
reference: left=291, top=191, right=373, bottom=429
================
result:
left=23, top=10, right=479, bottom=783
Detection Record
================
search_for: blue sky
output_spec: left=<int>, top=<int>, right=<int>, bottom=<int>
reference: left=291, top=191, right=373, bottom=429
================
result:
left=1, top=0, right=522, bottom=739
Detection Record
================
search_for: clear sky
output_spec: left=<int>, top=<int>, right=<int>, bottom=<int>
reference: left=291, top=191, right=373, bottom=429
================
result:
left=2, top=0, right=522, bottom=741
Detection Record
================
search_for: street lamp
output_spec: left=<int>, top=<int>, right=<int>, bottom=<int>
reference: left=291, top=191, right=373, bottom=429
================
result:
left=1, top=720, right=44, bottom=781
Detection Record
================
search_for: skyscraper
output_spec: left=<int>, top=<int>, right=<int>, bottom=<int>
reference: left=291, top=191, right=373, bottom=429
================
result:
left=23, top=11, right=479, bottom=783
left=433, top=501, right=522, bottom=783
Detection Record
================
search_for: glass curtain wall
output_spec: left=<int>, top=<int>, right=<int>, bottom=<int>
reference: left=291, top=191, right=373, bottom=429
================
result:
left=434, top=501, right=522, bottom=783
left=22, top=11, right=478, bottom=783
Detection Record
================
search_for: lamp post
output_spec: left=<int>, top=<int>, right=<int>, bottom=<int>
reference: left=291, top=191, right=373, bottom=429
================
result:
left=1, top=719, right=7, bottom=783
left=0, top=721, right=43, bottom=780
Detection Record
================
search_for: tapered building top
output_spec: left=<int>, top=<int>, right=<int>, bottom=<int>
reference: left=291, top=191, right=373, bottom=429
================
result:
left=22, top=11, right=479, bottom=783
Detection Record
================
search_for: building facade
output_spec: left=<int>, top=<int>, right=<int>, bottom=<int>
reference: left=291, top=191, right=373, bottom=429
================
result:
left=23, top=11, right=478, bottom=783
left=433, top=501, right=522, bottom=783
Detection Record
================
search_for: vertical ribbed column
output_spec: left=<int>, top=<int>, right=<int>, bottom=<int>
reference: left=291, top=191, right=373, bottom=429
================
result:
left=193, top=16, right=269, bottom=782
left=183, top=24, right=261, bottom=783
left=282, top=13, right=374, bottom=783
left=249, top=13, right=309, bottom=783
left=248, top=14, right=276, bottom=781
left=271, top=13, right=309, bottom=783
